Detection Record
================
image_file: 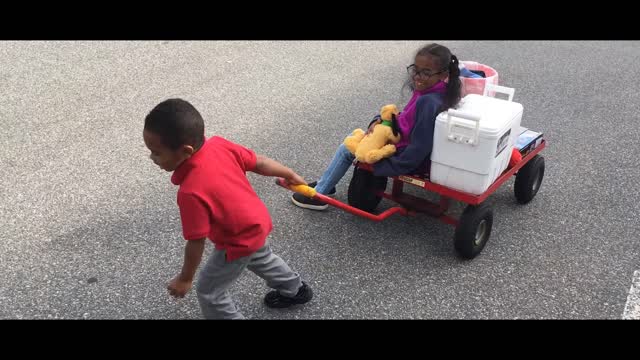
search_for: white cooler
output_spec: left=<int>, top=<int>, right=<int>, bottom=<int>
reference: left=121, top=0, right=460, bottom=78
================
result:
left=430, top=85, right=523, bottom=195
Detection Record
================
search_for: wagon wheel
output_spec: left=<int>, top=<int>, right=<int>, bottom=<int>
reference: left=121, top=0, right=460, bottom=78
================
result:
left=347, top=166, right=388, bottom=213
left=454, top=203, right=494, bottom=259
left=514, top=155, right=545, bottom=204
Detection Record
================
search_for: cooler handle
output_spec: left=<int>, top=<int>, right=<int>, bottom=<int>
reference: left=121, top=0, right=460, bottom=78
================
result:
left=483, top=83, right=515, bottom=102
left=446, top=109, right=480, bottom=146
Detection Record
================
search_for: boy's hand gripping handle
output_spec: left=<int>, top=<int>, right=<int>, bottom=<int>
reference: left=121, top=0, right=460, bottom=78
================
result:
left=275, top=178, right=317, bottom=198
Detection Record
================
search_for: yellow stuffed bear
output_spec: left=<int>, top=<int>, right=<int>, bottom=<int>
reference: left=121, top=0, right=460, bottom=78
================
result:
left=344, top=104, right=401, bottom=164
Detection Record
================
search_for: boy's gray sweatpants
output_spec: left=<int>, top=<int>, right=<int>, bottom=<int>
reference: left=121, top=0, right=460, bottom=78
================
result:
left=196, top=243, right=302, bottom=319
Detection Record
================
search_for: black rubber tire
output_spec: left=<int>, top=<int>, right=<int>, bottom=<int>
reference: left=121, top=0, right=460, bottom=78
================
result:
left=347, top=167, right=388, bottom=213
left=454, top=203, right=494, bottom=259
left=514, top=155, right=545, bottom=204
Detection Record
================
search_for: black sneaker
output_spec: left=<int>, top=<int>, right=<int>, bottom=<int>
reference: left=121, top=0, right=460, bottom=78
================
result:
left=307, top=181, right=336, bottom=196
left=291, top=192, right=328, bottom=211
left=264, top=282, right=313, bottom=309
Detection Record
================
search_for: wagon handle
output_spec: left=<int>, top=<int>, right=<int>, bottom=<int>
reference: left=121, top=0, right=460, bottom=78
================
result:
left=275, top=178, right=408, bottom=222
left=275, top=180, right=317, bottom=198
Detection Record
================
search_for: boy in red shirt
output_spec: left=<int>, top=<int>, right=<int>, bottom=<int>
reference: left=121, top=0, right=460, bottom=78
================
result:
left=143, top=98, right=313, bottom=319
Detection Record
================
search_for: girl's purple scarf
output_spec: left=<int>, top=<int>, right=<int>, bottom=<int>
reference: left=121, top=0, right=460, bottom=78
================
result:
left=396, top=80, right=446, bottom=149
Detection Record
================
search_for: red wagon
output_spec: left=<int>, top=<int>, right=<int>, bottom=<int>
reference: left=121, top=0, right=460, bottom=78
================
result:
left=277, top=136, right=546, bottom=260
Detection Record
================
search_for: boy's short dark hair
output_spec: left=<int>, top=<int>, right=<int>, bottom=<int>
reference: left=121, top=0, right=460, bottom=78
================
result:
left=144, top=98, right=205, bottom=150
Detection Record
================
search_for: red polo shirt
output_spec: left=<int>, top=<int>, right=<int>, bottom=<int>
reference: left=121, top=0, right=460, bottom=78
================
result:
left=171, top=136, right=272, bottom=262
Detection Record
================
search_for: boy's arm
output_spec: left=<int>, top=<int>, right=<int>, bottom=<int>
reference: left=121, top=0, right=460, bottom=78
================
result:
left=168, top=238, right=206, bottom=298
left=253, top=155, right=306, bottom=186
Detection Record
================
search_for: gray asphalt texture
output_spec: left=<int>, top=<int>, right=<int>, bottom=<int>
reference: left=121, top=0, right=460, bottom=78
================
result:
left=1, top=41, right=638, bottom=319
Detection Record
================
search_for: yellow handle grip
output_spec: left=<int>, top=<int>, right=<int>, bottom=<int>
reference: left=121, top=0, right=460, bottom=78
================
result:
left=289, top=184, right=317, bottom=198
left=276, top=178, right=317, bottom=198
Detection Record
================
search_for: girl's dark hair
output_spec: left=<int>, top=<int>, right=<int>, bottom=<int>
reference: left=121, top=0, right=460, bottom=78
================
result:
left=401, top=43, right=462, bottom=111
left=144, top=98, right=205, bottom=150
